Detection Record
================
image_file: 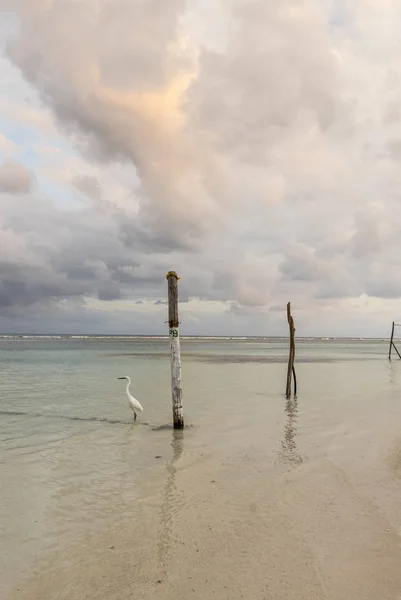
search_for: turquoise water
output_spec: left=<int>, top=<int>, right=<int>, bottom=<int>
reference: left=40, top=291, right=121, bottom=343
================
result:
left=1, top=337, right=400, bottom=598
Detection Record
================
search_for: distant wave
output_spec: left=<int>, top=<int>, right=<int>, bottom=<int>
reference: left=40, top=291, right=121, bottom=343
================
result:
left=0, top=334, right=390, bottom=346
left=0, top=335, right=390, bottom=342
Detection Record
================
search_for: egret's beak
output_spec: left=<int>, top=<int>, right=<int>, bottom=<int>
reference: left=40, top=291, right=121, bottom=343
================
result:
left=117, top=377, right=125, bottom=380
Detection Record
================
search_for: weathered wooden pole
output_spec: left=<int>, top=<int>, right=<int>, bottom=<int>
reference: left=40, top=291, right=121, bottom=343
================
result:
left=389, top=321, right=395, bottom=360
left=286, top=302, right=297, bottom=398
left=166, top=271, right=184, bottom=429
left=393, top=343, right=401, bottom=360
left=389, top=323, right=401, bottom=359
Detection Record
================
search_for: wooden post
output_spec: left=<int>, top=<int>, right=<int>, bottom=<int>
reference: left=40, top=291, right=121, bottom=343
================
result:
left=286, top=302, right=297, bottom=398
left=393, top=343, right=401, bottom=360
left=166, top=271, right=184, bottom=429
left=389, top=321, right=395, bottom=360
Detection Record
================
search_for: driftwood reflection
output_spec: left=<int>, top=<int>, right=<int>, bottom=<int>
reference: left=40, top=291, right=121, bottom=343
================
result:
left=278, top=396, right=303, bottom=466
left=157, top=429, right=184, bottom=579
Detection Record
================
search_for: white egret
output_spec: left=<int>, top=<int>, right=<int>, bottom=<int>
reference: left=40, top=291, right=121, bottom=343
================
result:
left=118, top=376, right=143, bottom=421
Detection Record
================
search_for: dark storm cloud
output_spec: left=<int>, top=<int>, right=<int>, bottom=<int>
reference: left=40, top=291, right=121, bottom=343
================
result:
left=0, top=191, right=178, bottom=312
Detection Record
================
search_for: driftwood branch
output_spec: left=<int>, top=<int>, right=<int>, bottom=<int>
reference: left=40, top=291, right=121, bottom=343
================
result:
left=286, top=302, right=296, bottom=398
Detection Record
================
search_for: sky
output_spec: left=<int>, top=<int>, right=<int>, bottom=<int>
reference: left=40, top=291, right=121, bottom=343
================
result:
left=1, top=0, right=401, bottom=336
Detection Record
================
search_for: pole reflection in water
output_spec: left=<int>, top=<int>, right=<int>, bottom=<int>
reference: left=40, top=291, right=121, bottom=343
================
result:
left=157, top=429, right=184, bottom=580
left=388, top=360, right=401, bottom=388
left=278, top=396, right=303, bottom=466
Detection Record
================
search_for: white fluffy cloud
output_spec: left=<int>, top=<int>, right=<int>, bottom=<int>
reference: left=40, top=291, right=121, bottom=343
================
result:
left=1, top=0, right=401, bottom=334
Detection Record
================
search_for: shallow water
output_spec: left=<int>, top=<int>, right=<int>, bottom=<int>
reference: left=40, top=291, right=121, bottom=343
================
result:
left=2, top=337, right=401, bottom=599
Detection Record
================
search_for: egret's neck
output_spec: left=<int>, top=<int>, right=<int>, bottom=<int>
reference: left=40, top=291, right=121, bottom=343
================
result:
left=125, top=378, right=131, bottom=393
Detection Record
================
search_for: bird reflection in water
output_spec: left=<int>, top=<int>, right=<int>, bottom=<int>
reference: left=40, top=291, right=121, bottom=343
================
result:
left=279, top=396, right=303, bottom=466
left=157, top=429, right=184, bottom=580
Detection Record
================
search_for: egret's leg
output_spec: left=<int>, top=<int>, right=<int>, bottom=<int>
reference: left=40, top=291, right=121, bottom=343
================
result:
left=134, top=412, right=137, bottom=422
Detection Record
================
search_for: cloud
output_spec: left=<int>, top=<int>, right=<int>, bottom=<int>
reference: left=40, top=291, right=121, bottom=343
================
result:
left=73, top=174, right=101, bottom=199
left=0, top=159, right=34, bottom=193
left=2, top=1, right=401, bottom=334
left=351, top=202, right=388, bottom=258
left=0, top=133, right=19, bottom=156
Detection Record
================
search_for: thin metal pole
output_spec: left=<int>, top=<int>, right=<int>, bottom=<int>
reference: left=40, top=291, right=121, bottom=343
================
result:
left=392, top=342, right=401, bottom=360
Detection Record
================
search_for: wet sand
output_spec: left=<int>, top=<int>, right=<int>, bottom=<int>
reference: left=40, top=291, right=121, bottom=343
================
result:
left=3, top=339, right=401, bottom=599
left=7, top=423, right=401, bottom=600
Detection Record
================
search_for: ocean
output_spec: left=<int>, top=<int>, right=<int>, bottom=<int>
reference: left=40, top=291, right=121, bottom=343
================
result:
left=2, top=336, right=401, bottom=599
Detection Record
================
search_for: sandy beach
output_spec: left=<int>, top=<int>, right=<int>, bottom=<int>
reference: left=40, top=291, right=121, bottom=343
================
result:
left=3, top=338, right=401, bottom=599
left=3, top=0, right=401, bottom=595
left=8, top=438, right=401, bottom=600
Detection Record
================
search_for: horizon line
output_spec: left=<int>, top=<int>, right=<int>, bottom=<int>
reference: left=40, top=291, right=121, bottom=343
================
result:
left=0, top=333, right=391, bottom=340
